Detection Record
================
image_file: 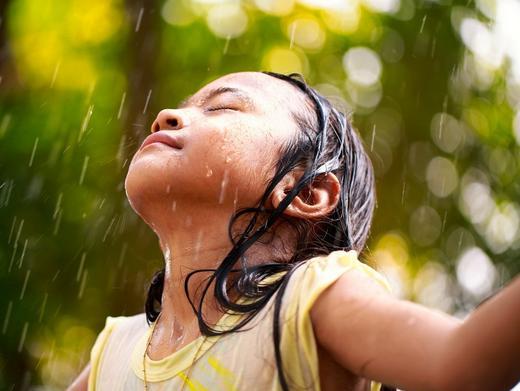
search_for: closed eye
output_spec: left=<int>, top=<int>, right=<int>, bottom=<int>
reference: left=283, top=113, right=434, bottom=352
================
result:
left=206, top=105, right=238, bottom=112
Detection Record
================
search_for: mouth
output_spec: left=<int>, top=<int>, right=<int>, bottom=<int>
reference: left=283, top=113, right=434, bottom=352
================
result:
left=139, top=131, right=184, bottom=151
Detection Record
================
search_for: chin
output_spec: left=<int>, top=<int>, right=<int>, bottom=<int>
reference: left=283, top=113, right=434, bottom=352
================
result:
left=124, top=162, right=170, bottom=217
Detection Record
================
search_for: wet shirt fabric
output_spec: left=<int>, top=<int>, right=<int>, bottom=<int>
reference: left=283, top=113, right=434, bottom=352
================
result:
left=88, top=250, right=392, bottom=391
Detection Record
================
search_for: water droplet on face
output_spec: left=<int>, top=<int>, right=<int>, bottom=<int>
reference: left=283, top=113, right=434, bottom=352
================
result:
left=218, top=170, right=230, bottom=204
left=206, top=165, right=213, bottom=177
left=225, top=156, right=232, bottom=163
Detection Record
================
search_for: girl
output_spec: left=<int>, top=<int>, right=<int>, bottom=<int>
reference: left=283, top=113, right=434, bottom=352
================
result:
left=69, top=72, right=520, bottom=391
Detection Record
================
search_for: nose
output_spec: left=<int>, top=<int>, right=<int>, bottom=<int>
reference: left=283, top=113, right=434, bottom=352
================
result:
left=151, top=109, right=187, bottom=132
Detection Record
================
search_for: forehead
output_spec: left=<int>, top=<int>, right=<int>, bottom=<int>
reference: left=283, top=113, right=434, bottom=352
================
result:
left=187, top=72, right=309, bottom=113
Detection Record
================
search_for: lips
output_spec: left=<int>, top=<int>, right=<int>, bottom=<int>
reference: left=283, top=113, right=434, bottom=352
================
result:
left=139, top=131, right=184, bottom=151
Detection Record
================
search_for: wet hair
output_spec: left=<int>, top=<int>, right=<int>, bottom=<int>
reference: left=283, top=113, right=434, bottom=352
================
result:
left=145, top=72, right=389, bottom=390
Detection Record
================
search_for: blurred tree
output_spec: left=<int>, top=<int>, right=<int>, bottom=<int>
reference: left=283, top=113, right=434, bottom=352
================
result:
left=0, top=0, right=519, bottom=389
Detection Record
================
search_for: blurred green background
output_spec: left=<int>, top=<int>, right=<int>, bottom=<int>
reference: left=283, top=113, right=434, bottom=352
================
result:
left=0, top=0, right=519, bottom=388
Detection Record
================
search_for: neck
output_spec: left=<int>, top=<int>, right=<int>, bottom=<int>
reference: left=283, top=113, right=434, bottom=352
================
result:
left=153, top=204, right=235, bottom=330
left=143, top=200, right=295, bottom=359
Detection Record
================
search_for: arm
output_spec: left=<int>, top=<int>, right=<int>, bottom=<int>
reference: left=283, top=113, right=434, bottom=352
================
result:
left=66, top=363, right=90, bottom=391
left=311, top=268, right=520, bottom=391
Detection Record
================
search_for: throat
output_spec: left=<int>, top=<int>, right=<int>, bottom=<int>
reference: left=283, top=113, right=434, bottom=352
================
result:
left=147, top=316, right=201, bottom=360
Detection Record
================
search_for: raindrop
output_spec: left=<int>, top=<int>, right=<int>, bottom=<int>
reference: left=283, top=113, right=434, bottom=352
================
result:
left=143, top=89, right=153, bottom=114
left=401, top=181, right=406, bottom=205
left=441, top=210, right=448, bottom=232
left=102, top=217, right=116, bottom=242
left=370, top=124, right=376, bottom=151
left=1, top=179, right=13, bottom=207
left=206, top=166, right=213, bottom=177
left=8, top=244, right=17, bottom=273
left=18, top=238, right=28, bottom=269
left=194, top=230, right=203, bottom=257
left=53, top=193, right=63, bottom=219
left=0, top=113, right=12, bottom=138
left=233, top=187, right=239, bottom=212
left=50, top=60, right=61, bottom=88
left=39, top=293, right=48, bottom=322
left=78, top=105, right=93, bottom=142
left=53, top=209, right=63, bottom=235
left=430, top=37, right=437, bottom=58
left=420, top=14, right=427, bottom=34
left=20, top=269, right=31, bottom=300
left=118, top=243, right=128, bottom=268
left=289, top=21, right=297, bottom=49
left=78, top=269, right=88, bottom=299
left=135, top=7, right=144, bottom=32
left=7, top=216, right=17, bottom=245
left=28, top=137, right=39, bottom=167
left=2, top=301, right=12, bottom=334
left=76, top=252, right=86, bottom=282
left=17, top=322, right=28, bottom=352
left=223, top=35, right=231, bottom=54
left=117, top=92, right=127, bottom=120
left=52, top=269, right=61, bottom=282
left=219, top=170, right=230, bottom=204
left=14, top=218, right=24, bottom=247
left=79, top=155, right=90, bottom=185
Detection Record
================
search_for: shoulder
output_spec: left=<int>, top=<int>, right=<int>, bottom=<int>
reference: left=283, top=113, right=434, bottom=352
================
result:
left=286, top=250, right=392, bottom=308
left=88, top=313, right=147, bottom=389
left=276, top=250, right=391, bottom=387
left=91, top=313, right=148, bottom=356
left=309, top=256, right=392, bottom=334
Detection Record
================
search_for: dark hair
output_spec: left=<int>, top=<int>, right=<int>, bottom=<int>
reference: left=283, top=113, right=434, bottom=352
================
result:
left=144, top=72, right=384, bottom=390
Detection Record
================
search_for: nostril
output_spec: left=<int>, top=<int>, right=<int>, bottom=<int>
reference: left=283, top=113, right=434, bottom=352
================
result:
left=166, top=118, right=178, bottom=128
left=152, top=121, right=160, bottom=133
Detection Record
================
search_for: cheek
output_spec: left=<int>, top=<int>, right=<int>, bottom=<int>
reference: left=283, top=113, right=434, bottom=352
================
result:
left=184, top=119, right=279, bottom=204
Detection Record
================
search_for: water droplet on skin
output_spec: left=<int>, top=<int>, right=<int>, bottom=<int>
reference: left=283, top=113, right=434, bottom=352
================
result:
left=218, top=170, right=230, bottom=204
left=206, top=167, right=213, bottom=177
left=166, top=184, right=171, bottom=194
left=171, top=200, right=177, bottom=211
left=225, top=156, right=232, bottom=163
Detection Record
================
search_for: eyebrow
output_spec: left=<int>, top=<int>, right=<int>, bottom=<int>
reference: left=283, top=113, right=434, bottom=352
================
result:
left=178, top=86, right=255, bottom=109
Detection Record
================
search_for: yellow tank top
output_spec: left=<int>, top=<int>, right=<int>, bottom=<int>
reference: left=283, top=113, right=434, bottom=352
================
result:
left=88, top=250, right=391, bottom=390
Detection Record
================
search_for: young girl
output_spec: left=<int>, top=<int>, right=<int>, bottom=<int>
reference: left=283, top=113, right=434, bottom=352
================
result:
left=68, top=72, right=520, bottom=391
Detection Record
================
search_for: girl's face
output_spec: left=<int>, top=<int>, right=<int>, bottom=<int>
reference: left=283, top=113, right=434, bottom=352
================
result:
left=125, top=72, right=307, bottom=218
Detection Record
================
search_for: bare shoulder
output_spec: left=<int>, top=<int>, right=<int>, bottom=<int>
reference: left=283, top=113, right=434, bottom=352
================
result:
left=314, top=265, right=391, bottom=309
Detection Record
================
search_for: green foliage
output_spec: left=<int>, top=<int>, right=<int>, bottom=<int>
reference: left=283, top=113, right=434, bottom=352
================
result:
left=0, top=0, right=519, bottom=388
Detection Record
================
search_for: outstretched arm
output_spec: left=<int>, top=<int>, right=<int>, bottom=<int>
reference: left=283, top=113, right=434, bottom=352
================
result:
left=67, top=363, right=90, bottom=391
left=311, top=268, right=520, bottom=391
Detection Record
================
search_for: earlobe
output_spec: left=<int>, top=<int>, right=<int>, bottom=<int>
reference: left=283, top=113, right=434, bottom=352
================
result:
left=270, top=172, right=341, bottom=220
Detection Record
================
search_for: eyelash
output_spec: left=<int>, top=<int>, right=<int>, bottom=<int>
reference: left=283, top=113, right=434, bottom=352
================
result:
left=206, top=105, right=237, bottom=112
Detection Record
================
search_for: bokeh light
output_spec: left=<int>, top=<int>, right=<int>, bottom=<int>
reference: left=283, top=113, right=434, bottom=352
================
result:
left=1, top=0, right=518, bottom=388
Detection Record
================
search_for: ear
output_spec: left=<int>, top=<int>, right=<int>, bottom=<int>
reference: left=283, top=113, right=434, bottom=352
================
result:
left=270, top=172, right=341, bottom=219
